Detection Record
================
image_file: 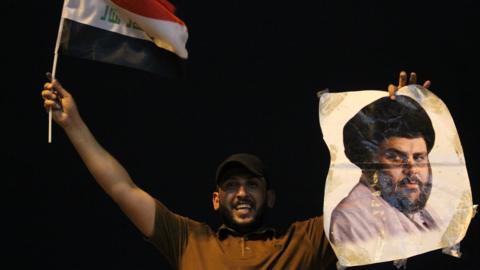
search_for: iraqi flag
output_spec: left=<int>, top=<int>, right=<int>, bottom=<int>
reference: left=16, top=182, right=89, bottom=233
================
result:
left=58, top=0, right=188, bottom=76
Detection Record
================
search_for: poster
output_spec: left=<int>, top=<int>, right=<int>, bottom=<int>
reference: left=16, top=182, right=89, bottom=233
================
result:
left=319, top=85, right=473, bottom=266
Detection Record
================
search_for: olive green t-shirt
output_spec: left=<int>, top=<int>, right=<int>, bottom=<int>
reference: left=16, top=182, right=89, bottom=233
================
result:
left=149, top=200, right=335, bottom=270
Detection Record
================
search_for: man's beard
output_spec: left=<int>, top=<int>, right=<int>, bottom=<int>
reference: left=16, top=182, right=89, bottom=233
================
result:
left=377, top=170, right=432, bottom=214
left=218, top=200, right=268, bottom=234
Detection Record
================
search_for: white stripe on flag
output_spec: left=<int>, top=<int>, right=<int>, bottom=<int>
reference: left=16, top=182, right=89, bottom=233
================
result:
left=109, top=1, right=188, bottom=59
left=62, top=0, right=188, bottom=59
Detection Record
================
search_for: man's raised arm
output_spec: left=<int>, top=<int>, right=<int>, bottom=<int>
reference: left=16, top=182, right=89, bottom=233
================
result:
left=42, top=80, right=156, bottom=237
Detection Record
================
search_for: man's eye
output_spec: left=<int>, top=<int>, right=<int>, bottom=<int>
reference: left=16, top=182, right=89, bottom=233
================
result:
left=385, top=152, right=403, bottom=163
left=414, top=155, right=426, bottom=162
left=247, top=181, right=259, bottom=187
left=223, top=182, right=237, bottom=189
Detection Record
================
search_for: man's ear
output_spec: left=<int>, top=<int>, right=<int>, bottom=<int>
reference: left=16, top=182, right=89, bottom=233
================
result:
left=212, top=191, right=220, bottom=211
left=266, top=189, right=276, bottom=208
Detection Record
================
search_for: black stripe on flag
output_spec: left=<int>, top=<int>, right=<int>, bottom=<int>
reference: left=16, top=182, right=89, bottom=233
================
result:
left=60, top=19, right=185, bottom=78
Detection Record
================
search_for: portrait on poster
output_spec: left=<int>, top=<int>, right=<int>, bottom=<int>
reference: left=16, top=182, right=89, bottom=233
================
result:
left=319, top=86, right=473, bottom=266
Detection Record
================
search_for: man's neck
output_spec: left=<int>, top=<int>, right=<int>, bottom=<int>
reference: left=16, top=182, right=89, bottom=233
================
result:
left=217, top=223, right=275, bottom=239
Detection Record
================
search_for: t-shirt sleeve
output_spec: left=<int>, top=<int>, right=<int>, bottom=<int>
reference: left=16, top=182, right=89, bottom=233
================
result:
left=304, top=216, right=337, bottom=269
left=147, top=199, right=190, bottom=269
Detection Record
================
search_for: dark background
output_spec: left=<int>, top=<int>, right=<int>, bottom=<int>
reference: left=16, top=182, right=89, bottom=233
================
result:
left=4, top=0, right=478, bottom=269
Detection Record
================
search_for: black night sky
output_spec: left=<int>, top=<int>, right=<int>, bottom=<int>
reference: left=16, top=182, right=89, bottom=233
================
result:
left=4, top=1, right=478, bottom=269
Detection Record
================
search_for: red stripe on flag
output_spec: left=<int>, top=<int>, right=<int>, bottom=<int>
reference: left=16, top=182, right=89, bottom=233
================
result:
left=111, top=0, right=185, bottom=25
left=157, top=0, right=176, bottom=13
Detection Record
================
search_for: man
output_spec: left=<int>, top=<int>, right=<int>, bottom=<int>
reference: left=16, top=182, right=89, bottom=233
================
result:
left=329, top=93, right=441, bottom=245
left=41, top=80, right=334, bottom=269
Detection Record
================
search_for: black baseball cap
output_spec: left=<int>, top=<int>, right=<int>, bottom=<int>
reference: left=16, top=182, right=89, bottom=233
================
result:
left=215, top=153, right=268, bottom=186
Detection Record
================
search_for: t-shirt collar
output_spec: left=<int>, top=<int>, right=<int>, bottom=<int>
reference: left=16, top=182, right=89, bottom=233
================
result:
left=217, top=224, right=276, bottom=239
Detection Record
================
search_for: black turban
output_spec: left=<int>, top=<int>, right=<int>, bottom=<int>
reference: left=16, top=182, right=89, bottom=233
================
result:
left=343, top=95, right=435, bottom=170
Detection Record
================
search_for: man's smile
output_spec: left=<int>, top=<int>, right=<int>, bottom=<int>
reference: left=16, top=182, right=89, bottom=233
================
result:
left=233, top=202, right=254, bottom=216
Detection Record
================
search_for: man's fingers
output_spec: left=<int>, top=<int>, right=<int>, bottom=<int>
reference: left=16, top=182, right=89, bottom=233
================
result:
left=388, top=84, right=397, bottom=100
left=44, top=99, right=55, bottom=108
left=41, top=90, right=57, bottom=100
left=44, top=82, right=52, bottom=90
left=409, top=72, right=417, bottom=85
left=398, top=71, right=407, bottom=88
left=393, top=70, right=432, bottom=93
left=44, top=99, right=62, bottom=110
left=423, top=80, right=431, bottom=89
left=42, top=80, right=66, bottom=112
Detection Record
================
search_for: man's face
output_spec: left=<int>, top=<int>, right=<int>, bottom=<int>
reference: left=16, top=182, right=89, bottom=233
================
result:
left=213, top=169, right=271, bottom=231
left=376, top=136, right=432, bottom=213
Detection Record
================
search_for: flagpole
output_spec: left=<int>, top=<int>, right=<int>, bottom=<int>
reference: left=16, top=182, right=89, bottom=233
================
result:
left=49, top=1, right=66, bottom=143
